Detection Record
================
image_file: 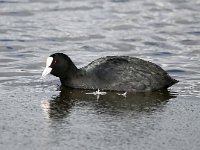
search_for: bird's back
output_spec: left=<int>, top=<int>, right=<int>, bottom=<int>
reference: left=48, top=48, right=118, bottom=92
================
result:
left=79, top=56, right=177, bottom=91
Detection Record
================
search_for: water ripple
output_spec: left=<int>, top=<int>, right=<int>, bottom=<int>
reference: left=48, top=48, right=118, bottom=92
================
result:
left=0, top=0, right=200, bottom=149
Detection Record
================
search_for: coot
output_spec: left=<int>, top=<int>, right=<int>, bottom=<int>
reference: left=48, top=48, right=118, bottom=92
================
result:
left=42, top=53, right=178, bottom=92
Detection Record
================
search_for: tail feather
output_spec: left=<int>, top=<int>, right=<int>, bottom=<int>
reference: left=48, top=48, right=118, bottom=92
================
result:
left=166, top=77, right=178, bottom=88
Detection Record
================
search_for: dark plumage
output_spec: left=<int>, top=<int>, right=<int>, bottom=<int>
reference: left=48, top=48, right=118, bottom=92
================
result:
left=42, top=53, right=178, bottom=92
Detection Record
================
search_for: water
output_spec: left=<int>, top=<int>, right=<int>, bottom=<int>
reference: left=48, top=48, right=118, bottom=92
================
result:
left=0, top=0, right=200, bottom=149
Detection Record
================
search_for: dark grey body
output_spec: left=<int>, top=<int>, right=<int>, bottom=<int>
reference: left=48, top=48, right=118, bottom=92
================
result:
left=60, top=56, right=177, bottom=92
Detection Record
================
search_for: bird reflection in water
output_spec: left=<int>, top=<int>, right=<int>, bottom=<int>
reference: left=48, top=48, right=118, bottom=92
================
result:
left=41, top=87, right=177, bottom=121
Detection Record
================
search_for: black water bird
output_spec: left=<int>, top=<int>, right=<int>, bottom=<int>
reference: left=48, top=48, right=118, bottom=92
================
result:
left=42, top=53, right=178, bottom=92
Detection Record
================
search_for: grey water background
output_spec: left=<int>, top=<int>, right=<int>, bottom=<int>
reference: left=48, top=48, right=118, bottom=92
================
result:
left=0, top=0, right=200, bottom=149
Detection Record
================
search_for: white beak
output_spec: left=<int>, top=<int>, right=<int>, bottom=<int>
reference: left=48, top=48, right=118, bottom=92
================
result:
left=42, top=67, right=52, bottom=77
left=41, top=57, right=53, bottom=78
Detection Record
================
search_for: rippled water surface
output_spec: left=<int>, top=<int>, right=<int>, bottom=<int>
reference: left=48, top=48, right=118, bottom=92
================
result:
left=0, top=0, right=200, bottom=150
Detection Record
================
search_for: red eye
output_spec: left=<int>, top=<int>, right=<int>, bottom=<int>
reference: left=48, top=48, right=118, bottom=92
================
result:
left=54, top=60, right=57, bottom=63
left=53, top=59, right=59, bottom=64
